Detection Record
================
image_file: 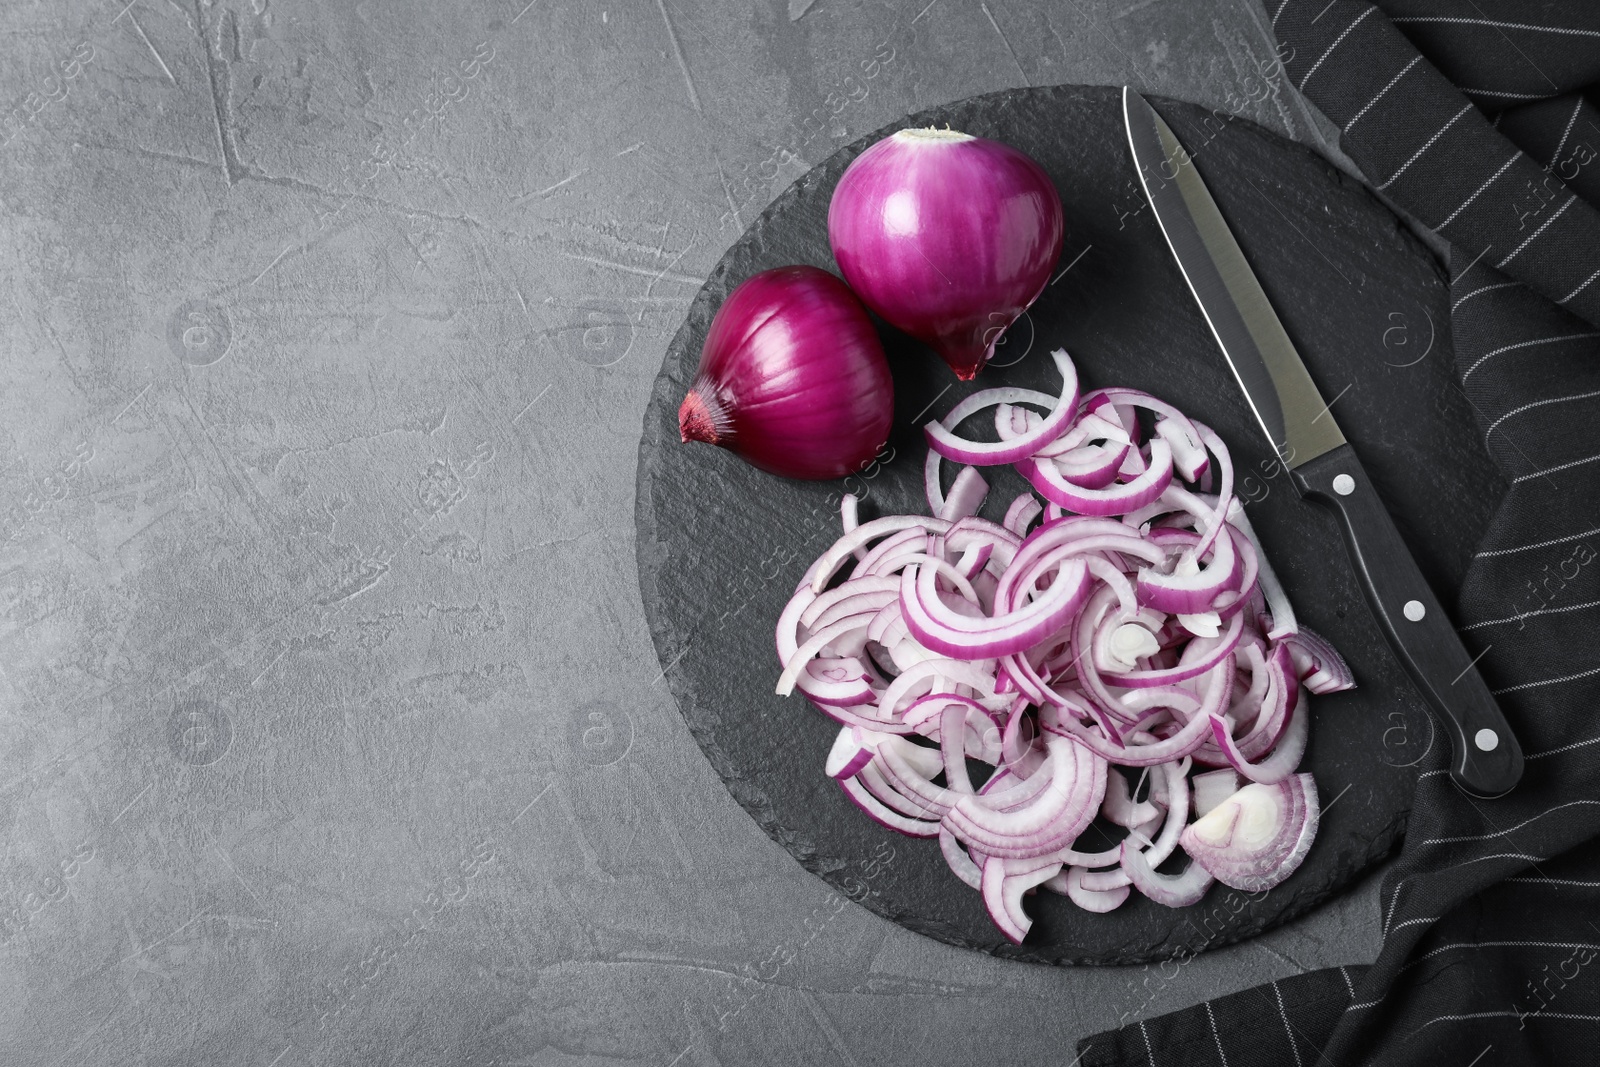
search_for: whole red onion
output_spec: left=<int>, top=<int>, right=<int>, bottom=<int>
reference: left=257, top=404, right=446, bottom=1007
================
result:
left=678, top=266, right=894, bottom=480
left=828, top=128, right=1064, bottom=380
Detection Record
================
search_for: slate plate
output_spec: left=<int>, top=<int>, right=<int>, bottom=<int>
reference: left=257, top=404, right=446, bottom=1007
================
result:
left=635, top=85, right=1502, bottom=965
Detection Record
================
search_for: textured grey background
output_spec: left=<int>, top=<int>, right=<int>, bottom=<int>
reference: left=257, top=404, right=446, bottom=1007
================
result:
left=0, top=1, right=1389, bottom=1063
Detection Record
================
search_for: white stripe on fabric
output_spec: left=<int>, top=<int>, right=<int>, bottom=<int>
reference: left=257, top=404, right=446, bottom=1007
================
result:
left=1507, top=876, right=1600, bottom=887
left=1402, top=941, right=1600, bottom=974
left=1271, top=981, right=1304, bottom=1067
left=1391, top=916, right=1441, bottom=931
left=1460, top=88, right=1551, bottom=101
left=1299, top=7, right=1375, bottom=90
left=1496, top=194, right=1578, bottom=269
left=1139, top=1019, right=1157, bottom=1066
left=1388, top=16, right=1600, bottom=39
left=1345, top=55, right=1422, bottom=133
left=1347, top=999, right=1383, bottom=1011
left=1439, top=152, right=1522, bottom=230
left=1272, top=0, right=1294, bottom=27
left=1339, top=966, right=1356, bottom=996
left=1205, top=1001, right=1232, bottom=1067
left=1421, top=801, right=1600, bottom=845
left=1453, top=281, right=1520, bottom=309
left=1475, top=525, right=1600, bottom=559
left=1412, top=1011, right=1600, bottom=1034
left=1514, top=453, right=1600, bottom=484
left=1462, top=331, right=1600, bottom=380
left=1493, top=662, right=1600, bottom=695
left=1460, top=596, right=1600, bottom=630
left=1552, top=96, right=1585, bottom=166
left=1485, top=387, right=1600, bottom=439
left=1560, top=266, right=1600, bottom=305
left=1527, top=733, right=1600, bottom=760
left=1379, top=105, right=1475, bottom=190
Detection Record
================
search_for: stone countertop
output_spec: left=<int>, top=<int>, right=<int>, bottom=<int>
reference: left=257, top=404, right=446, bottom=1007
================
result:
left=0, top=1, right=1384, bottom=1063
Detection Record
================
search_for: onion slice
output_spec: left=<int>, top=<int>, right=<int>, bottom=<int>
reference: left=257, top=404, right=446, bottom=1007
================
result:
left=1178, top=775, right=1320, bottom=892
left=924, top=350, right=1081, bottom=466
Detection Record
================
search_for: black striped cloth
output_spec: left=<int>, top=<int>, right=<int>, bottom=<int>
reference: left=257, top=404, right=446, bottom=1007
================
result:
left=1079, top=3, right=1600, bottom=1064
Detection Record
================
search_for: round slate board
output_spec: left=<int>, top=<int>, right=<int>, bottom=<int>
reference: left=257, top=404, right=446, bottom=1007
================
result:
left=635, top=85, right=1504, bottom=965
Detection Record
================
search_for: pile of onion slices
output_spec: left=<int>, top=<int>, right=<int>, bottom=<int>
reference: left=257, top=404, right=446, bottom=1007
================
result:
left=774, top=349, right=1354, bottom=944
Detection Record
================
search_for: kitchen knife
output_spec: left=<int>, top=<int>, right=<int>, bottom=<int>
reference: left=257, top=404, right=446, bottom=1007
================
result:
left=1122, top=87, right=1522, bottom=798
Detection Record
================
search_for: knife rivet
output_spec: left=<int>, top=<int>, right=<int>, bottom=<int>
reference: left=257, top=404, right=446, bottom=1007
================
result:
left=1403, top=600, right=1426, bottom=622
left=1332, top=474, right=1355, bottom=496
left=1475, top=728, right=1499, bottom=752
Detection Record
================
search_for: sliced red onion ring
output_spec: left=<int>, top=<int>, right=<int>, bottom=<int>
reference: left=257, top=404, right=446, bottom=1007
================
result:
left=925, top=350, right=1081, bottom=466
left=1018, top=439, right=1174, bottom=517
left=982, top=855, right=1062, bottom=944
left=1228, top=503, right=1297, bottom=640
left=1135, top=515, right=1242, bottom=615
left=901, top=559, right=1092, bottom=661
left=1155, top=417, right=1209, bottom=482
left=826, top=726, right=876, bottom=780
left=839, top=774, right=940, bottom=837
left=1047, top=441, right=1131, bottom=490
left=1098, top=610, right=1245, bottom=689
left=1003, top=494, right=1043, bottom=536
left=938, top=465, right=990, bottom=522
left=1061, top=864, right=1131, bottom=912
left=1120, top=840, right=1214, bottom=907
left=1279, top=626, right=1357, bottom=694
left=798, top=658, right=875, bottom=706
left=1207, top=678, right=1309, bottom=785
left=1192, top=768, right=1241, bottom=816
left=1103, top=768, right=1160, bottom=829
left=810, top=516, right=953, bottom=594
left=940, top=825, right=985, bottom=889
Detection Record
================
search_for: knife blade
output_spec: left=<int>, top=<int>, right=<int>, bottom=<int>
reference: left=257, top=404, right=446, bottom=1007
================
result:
left=1122, top=87, right=1522, bottom=798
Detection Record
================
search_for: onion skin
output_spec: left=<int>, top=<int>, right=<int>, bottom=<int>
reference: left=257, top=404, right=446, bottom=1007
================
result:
left=828, top=128, right=1064, bottom=381
left=679, top=266, right=893, bottom=480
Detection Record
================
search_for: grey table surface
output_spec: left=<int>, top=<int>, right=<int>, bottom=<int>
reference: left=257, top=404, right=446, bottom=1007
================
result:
left=0, top=1, right=1395, bottom=1063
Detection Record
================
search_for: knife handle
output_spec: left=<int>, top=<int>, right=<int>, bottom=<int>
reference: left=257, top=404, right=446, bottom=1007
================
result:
left=1292, top=444, right=1523, bottom=797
